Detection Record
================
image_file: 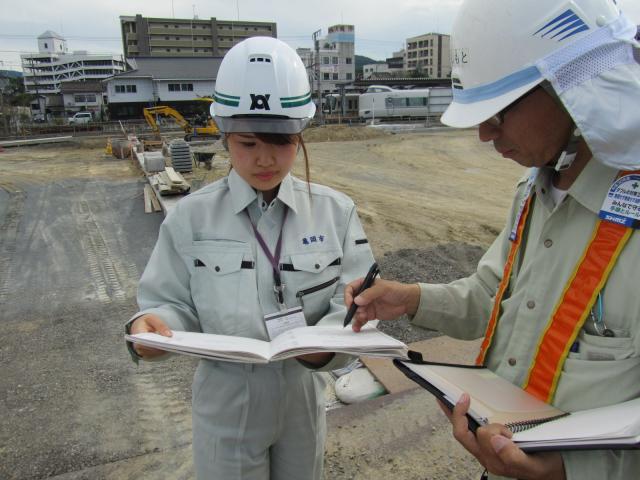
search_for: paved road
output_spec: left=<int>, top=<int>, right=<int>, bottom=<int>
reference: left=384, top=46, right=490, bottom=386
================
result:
left=0, top=177, right=197, bottom=479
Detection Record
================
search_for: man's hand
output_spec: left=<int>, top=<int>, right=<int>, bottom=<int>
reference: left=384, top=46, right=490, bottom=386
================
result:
left=345, top=278, right=421, bottom=331
left=129, top=314, right=172, bottom=359
left=438, top=393, right=566, bottom=480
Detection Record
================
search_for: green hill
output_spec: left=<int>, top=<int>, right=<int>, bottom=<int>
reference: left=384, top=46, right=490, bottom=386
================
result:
left=355, top=55, right=384, bottom=74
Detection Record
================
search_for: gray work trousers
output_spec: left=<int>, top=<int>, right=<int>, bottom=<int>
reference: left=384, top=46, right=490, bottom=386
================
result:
left=192, top=358, right=326, bottom=480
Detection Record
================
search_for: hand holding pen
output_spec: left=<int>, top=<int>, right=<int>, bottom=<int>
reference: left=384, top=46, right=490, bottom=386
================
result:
left=344, top=267, right=422, bottom=331
left=343, top=263, right=380, bottom=327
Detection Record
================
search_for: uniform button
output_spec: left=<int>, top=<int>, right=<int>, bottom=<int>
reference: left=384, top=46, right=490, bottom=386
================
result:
left=214, top=266, right=220, bottom=272
left=315, top=263, right=320, bottom=269
left=541, top=188, right=547, bottom=194
left=508, top=358, right=517, bottom=366
left=544, top=239, right=553, bottom=248
left=527, top=300, right=535, bottom=309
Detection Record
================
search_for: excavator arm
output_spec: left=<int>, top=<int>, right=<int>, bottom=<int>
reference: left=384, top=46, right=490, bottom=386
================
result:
left=143, top=104, right=219, bottom=140
left=143, top=106, right=193, bottom=134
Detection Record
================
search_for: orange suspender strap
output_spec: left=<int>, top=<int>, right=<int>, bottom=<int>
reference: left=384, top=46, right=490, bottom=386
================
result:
left=523, top=202, right=636, bottom=402
left=475, top=194, right=534, bottom=366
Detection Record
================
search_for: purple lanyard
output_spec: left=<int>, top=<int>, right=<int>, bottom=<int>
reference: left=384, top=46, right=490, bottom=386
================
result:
left=245, top=207, right=289, bottom=306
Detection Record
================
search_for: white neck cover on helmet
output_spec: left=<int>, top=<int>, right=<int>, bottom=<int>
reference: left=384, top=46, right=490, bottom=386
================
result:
left=537, top=14, right=640, bottom=171
left=443, top=0, right=640, bottom=171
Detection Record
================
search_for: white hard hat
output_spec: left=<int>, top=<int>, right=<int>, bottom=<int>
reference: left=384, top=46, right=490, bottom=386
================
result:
left=211, top=37, right=316, bottom=134
left=442, top=0, right=620, bottom=128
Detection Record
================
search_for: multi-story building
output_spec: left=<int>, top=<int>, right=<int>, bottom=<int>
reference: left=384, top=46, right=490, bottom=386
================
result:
left=21, top=31, right=125, bottom=119
left=405, top=33, right=451, bottom=78
left=103, top=56, right=221, bottom=120
left=362, top=63, right=389, bottom=79
left=120, top=15, right=277, bottom=58
left=297, top=24, right=355, bottom=96
left=387, top=49, right=405, bottom=71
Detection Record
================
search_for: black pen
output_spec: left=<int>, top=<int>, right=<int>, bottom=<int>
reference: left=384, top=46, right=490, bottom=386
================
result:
left=343, top=262, right=379, bottom=327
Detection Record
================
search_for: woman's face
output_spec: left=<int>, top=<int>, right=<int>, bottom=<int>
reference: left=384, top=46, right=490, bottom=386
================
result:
left=227, top=133, right=299, bottom=202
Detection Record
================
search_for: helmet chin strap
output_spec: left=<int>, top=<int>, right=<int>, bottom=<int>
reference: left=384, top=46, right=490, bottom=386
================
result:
left=554, top=127, right=582, bottom=172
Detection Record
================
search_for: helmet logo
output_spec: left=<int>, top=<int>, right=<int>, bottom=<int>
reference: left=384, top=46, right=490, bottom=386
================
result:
left=533, top=9, right=590, bottom=42
left=250, top=94, right=271, bottom=111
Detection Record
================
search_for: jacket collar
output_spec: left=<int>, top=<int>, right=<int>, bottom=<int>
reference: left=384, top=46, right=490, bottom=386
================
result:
left=228, top=169, right=298, bottom=215
left=566, top=158, right=619, bottom=214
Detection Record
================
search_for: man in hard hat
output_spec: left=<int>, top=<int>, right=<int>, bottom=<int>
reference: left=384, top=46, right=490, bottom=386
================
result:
left=347, top=1, right=640, bottom=478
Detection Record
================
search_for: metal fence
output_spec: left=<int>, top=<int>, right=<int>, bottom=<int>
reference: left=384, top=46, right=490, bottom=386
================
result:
left=0, top=119, right=183, bottom=141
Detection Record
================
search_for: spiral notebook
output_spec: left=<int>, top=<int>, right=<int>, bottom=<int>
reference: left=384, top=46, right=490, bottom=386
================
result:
left=394, top=357, right=640, bottom=452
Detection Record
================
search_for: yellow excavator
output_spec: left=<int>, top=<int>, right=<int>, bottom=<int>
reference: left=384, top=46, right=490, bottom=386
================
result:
left=143, top=105, right=220, bottom=141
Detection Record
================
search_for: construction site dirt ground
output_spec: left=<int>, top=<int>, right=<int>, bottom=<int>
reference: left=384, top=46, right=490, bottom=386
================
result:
left=0, top=126, right=525, bottom=479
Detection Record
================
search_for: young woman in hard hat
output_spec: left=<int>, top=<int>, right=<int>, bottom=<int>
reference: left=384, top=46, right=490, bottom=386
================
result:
left=126, top=37, right=374, bottom=479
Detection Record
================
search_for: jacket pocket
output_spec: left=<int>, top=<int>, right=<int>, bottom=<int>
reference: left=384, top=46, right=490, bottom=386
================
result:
left=285, top=250, right=342, bottom=325
left=183, top=242, right=258, bottom=336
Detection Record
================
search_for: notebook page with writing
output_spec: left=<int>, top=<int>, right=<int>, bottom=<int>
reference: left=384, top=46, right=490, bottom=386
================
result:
left=269, top=324, right=408, bottom=360
left=127, top=331, right=271, bottom=361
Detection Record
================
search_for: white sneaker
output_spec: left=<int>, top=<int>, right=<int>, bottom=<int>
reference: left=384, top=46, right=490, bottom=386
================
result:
left=334, top=367, right=386, bottom=404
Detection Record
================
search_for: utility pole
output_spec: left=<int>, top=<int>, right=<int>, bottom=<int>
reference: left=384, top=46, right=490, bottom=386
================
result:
left=312, top=29, right=323, bottom=125
left=0, top=79, right=6, bottom=137
left=0, top=60, right=6, bottom=136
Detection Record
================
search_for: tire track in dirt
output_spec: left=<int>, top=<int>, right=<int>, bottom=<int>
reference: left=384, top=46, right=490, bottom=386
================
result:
left=0, top=183, right=25, bottom=304
left=74, top=199, right=126, bottom=302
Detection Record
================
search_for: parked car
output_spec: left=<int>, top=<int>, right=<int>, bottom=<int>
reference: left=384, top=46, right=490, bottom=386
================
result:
left=68, top=112, right=93, bottom=125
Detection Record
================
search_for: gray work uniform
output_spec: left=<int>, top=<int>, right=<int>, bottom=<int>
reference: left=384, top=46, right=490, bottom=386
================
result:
left=129, top=170, right=374, bottom=479
left=413, top=159, right=640, bottom=479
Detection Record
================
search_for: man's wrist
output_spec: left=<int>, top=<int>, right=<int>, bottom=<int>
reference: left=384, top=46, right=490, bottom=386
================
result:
left=404, top=283, right=421, bottom=317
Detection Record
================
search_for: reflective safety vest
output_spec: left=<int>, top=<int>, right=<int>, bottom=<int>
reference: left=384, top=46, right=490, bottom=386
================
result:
left=476, top=172, right=636, bottom=403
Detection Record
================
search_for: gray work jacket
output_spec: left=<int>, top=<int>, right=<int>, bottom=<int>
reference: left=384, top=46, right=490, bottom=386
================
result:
left=129, top=170, right=375, bottom=372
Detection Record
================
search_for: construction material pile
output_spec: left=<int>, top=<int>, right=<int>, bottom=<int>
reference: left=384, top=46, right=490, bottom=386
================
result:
left=169, top=139, right=193, bottom=173
left=151, top=166, right=191, bottom=196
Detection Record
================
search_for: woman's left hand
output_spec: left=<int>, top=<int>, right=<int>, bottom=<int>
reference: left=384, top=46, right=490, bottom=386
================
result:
left=439, top=393, right=566, bottom=480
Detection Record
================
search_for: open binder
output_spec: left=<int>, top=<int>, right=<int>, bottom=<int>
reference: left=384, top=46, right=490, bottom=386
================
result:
left=126, top=324, right=408, bottom=364
left=394, top=355, right=640, bottom=452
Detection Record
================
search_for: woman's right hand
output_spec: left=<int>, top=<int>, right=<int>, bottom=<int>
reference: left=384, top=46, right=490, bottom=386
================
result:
left=129, top=314, right=173, bottom=359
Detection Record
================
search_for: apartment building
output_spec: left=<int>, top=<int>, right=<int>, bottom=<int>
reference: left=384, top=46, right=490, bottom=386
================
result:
left=405, top=33, right=451, bottom=78
left=120, top=15, right=277, bottom=58
left=297, top=24, right=355, bottom=95
left=21, top=31, right=125, bottom=119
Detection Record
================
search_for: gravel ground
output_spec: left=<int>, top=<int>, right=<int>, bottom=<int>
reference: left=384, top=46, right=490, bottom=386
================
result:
left=376, top=244, right=486, bottom=344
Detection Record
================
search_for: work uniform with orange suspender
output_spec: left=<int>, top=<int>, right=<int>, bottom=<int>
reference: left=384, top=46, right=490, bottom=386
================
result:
left=411, top=159, right=640, bottom=480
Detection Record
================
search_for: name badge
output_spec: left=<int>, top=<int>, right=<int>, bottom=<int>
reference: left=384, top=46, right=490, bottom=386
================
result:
left=264, top=306, right=307, bottom=340
left=598, top=174, right=640, bottom=229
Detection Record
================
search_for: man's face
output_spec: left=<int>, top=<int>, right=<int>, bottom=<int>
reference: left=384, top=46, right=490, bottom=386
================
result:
left=478, top=88, right=573, bottom=168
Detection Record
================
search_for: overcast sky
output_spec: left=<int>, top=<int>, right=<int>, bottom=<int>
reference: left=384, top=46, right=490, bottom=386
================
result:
left=1, top=0, right=639, bottom=71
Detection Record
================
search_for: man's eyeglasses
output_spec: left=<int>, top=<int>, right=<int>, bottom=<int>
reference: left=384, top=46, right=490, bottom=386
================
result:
left=485, top=86, right=541, bottom=127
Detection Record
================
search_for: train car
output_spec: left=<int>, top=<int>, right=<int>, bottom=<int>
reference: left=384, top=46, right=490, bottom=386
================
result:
left=358, top=85, right=452, bottom=120
left=323, top=93, right=360, bottom=117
